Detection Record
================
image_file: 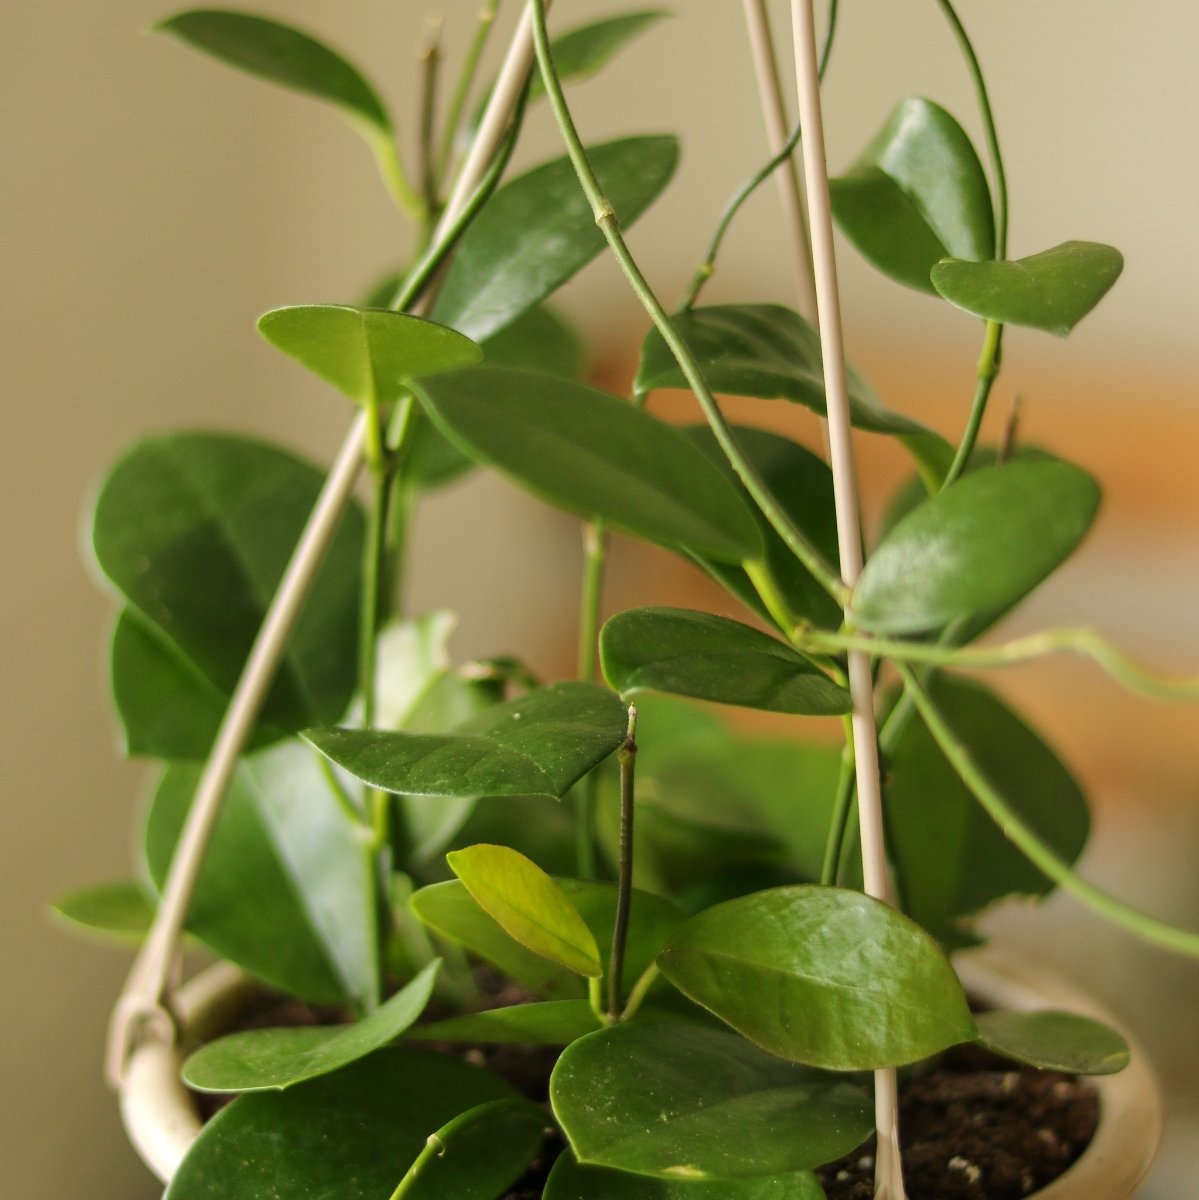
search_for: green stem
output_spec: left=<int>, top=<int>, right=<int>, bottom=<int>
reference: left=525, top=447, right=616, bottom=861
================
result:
left=313, top=747, right=366, bottom=825
left=821, top=721, right=858, bottom=885
left=619, top=962, right=659, bottom=1021
left=418, top=20, right=443, bottom=215
left=529, top=0, right=846, bottom=606
left=898, top=663, right=1199, bottom=958
left=578, top=519, right=607, bottom=680
left=819, top=0, right=840, bottom=78
left=796, top=623, right=1199, bottom=703
left=933, top=0, right=1007, bottom=259
left=587, top=974, right=612, bottom=1025
left=942, top=319, right=1003, bottom=488
left=607, top=705, right=638, bottom=1016
left=436, top=0, right=501, bottom=187
left=359, top=406, right=392, bottom=733
left=367, top=129, right=426, bottom=221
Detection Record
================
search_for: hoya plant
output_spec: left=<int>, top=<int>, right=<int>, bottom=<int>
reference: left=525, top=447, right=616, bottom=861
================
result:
left=58, top=3, right=1199, bottom=1199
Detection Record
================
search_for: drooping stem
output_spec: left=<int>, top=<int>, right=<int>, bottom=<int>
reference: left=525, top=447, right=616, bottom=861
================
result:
left=898, top=663, right=1199, bottom=959
left=942, top=318, right=1003, bottom=487
left=788, top=3, right=905, bottom=1196
left=528, top=0, right=845, bottom=607
left=607, top=705, right=639, bottom=1015
left=619, top=961, right=659, bottom=1021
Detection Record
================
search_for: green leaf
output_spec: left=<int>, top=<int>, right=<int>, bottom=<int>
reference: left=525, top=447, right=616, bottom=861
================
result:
left=481, top=303, right=585, bottom=379
left=182, top=962, right=439, bottom=1093
left=145, top=740, right=378, bottom=1006
left=164, top=1048, right=517, bottom=1200
left=155, top=11, right=392, bottom=133
left=408, top=1000, right=601, bottom=1046
left=931, top=241, right=1124, bottom=336
left=658, top=886, right=976, bottom=1069
left=601, top=607, right=849, bottom=715
left=684, top=426, right=842, bottom=630
left=852, top=458, right=1101, bottom=636
left=388, top=1099, right=548, bottom=1200
left=411, top=878, right=683, bottom=1001
left=306, top=681, right=627, bottom=800
left=545, top=1152, right=826, bottom=1200
left=447, top=845, right=602, bottom=978
left=529, top=11, right=668, bottom=100
left=258, top=306, right=481, bottom=406
left=431, top=137, right=679, bottom=342
left=636, top=304, right=923, bottom=437
left=830, top=97, right=994, bottom=293
left=48, top=880, right=156, bottom=943
left=551, top=1022, right=871, bottom=1179
left=414, top=367, right=762, bottom=563
left=92, top=433, right=363, bottom=735
left=110, top=610, right=280, bottom=759
left=973, top=1009, right=1130, bottom=1076
left=886, top=677, right=1089, bottom=949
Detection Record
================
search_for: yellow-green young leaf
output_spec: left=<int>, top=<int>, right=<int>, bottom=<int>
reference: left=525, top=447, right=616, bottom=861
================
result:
left=973, top=1010, right=1130, bottom=1076
left=931, top=241, right=1124, bottom=337
left=258, top=306, right=481, bottom=406
left=447, top=845, right=602, bottom=978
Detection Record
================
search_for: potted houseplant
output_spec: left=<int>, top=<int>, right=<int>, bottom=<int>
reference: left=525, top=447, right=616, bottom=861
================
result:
left=55, top=2, right=1198, bottom=1197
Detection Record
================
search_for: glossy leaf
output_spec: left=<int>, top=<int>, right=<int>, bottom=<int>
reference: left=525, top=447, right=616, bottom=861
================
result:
left=155, top=11, right=391, bottom=133
left=48, top=880, right=156, bottom=943
left=183, top=962, right=440, bottom=1093
left=685, top=426, right=842, bottom=630
left=830, top=97, right=993, bottom=293
left=388, top=1098, right=548, bottom=1200
left=852, top=458, right=1100, bottom=635
left=411, top=878, right=683, bottom=1001
left=145, top=740, right=377, bottom=1005
left=431, top=137, right=679, bottom=342
left=408, top=1000, right=601, bottom=1046
left=92, top=433, right=363, bottom=735
left=974, top=1009, right=1130, bottom=1075
left=481, top=303, right=585, bottom=379
left=164, top=1048, right=516, bottom=1200
left=307, top=681, right=626, bottom=800
left=886, top=677, right=1089, bottom=949
left=258, top=306, right=481, bottom=406
left=110, top=610, right=279, bottom=759
left=447, top=845, right=603, bottom=978
left=658, top=886, right=976, bottom=1069
left=636, top=304, right=922, bottom=436
left=551, top=1022, right=871, bottom=1179
left=414, top=367, right=762, bottom=563
left=529, top=11, right=667, bottom=101
left=931, top=240, right=1124, bottom=336
left=602, top=607, right=848, bottom=715
left=545, top=1152, right=825, bottom=1200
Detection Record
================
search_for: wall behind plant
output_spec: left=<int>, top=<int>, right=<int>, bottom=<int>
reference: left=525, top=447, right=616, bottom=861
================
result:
left=2, top=2, right=1195, bottom=1197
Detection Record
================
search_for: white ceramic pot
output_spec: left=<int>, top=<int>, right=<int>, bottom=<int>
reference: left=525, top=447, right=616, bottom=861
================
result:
left=120, top=949, right=1161, bottom=1196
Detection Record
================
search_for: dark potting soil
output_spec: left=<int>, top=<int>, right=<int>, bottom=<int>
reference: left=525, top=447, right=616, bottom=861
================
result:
left=191, top=983, right=1099, bottom=1200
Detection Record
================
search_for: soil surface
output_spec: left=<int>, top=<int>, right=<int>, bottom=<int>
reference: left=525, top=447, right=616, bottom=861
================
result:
left=192, top=985, right=1099, bottom=1200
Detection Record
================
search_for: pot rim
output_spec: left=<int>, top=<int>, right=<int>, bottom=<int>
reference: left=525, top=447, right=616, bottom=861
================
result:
left=120, top=947, right=1162, bottom=1197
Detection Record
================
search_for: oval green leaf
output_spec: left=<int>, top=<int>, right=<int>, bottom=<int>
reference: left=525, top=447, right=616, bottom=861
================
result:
left=931, top=240, right=1124, bottom=336
left=413, top=366, right=762, bottom=563
left=545, top=1152, right=825, bottom=1200
left=306, top=681, right=627, bottom=800
left=155, top=10, right=391, bottom=132
left=886, top=677, right=1089, bottom=949
left=830, top=97, right=994, bottom=293
left=551, top=1021, right=872, bottom=1179
left=601, top=607, right=849, bottom=715
left=408, top=1000, right=601, bottom=1046
left=974, top=1009, right=1130, bottom=1076
left=258, top=306, right=481, bottom=406
left=447, top=844, right=602, bottom=978
left=658, top=886, right=976, bottom=1070
left=183, top=961, right=440, bottom=1093
left=48, top=880, right=156, bottom=943
left=164, top=1047, right=516, bottom=1200
left=146, top=740, right=378, bottom=1006
left=432, top=137, right=678, bottom=342
left=852, top=458, right=1101, bottom=636
left=389, top=1098, right=548, bottom=1200
left=92, top=433, right=363, bottom=735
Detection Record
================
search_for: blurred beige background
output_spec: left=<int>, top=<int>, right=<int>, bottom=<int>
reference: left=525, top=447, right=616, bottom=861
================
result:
left=3, top=1, right=1196, bottom=1196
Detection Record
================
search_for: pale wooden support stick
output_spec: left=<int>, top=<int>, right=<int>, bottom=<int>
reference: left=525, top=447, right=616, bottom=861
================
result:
left=106, top=2, right=549, bottom=1089
left=741, top=0, right=818, bottom=322
left=787, top=2, right=907, bottom=1198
